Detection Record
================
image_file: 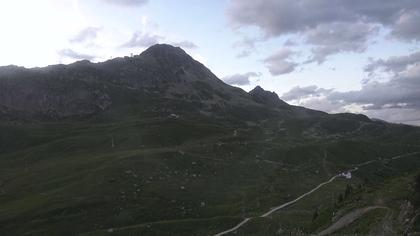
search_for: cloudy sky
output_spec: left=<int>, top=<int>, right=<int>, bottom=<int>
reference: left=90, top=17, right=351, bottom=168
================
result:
left=1, top=0, right=420, bottom=125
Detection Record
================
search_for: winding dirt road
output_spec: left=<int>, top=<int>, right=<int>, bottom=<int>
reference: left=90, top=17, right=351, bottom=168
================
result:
left=214, top=152, right=419, bottom=236
left=214, top=174, right=342, bottom=236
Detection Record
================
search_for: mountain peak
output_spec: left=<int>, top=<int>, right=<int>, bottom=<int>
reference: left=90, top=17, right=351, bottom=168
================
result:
left=141, top=44, right=189, bottom=59
left=249, top=86, right=275, bottom=97
left=249, top=86, right=290, bottom=108
left=250, top=85, right=265, bottom=93
left=135, top=43, right=200, bottom=72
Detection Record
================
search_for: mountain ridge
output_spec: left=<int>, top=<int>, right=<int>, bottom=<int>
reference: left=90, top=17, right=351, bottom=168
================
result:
left=0, top=44, right=320, bottom=123
left=0, top=43, right=409, bottom=133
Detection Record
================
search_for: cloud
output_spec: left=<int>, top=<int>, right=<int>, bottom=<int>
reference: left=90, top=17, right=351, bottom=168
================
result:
left=305, top=22, right=379, bottom=63
left=391, top=9, right=420, bottom=41
left=233, top=36, right=264, bottom=58
left=121, top=32, right=162, bottom=48
left=281, top=51, right=420, bottom=124
left=284, top=39, right=297, bottom=46
left=234, top=36, right=259, bottom=49
left=222, top=72, right=261, bottom=86
left=280, top=86, right=344, bottom=113
left=70, top=27, right=100, bottom=43
left=236, top=50, right=251, bottom=58
left=281, top=85, right=332, bottom=101
left=227, top=0, right=420, bottom=63
left=57, top=49, right=95, bottom=60
left=263, top=48, right=298, bottom=75
left=102, top=0, right=148, bottom=7
left=365, top=50, right=420, bottom=75
left=227, top=0, right=420, bottom=38
left=329, top=66, right=420, bottom=111
left=171, top=40, right=198, bottom=49
left=363, top=108, right=420, bottom=126
left=121, top=30, right=196, bottom=50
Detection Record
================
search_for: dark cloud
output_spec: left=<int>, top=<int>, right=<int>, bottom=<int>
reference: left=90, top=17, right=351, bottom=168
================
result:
left=365, top=50, right=420, bottom=75
left=171, top=40, right=198, bottom=49
left=222, top=72, right=261, bottom=86
left=263, top=49, right=298, bottom=75
left=227, top=0, right=420, bottom=38
left=103, top=0, right=148, bottom=7
left=391, top=10, right=420, bottom=41
left=70, top=27, right=100, bottom=43
left=57, top=49, right=95, bottom=60
left=121, top=32, right=162, bottom=48
left=305, top=22, right=379, bottom=63
left=227, top=0, right=420, bottom=63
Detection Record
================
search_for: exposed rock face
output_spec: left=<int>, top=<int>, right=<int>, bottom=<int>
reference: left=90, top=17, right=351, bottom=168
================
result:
left=249, top=86, right=290, bottom=108
left=0, top=44, right=265, bottom=120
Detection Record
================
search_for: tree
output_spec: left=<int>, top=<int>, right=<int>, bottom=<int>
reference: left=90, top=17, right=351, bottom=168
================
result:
left=312, top=207, right=319, bottom=221
left=344, top=184, right=353, bottom=199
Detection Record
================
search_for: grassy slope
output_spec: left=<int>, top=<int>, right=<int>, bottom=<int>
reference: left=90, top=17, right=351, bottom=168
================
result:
left=1, top=109, right=420, bottom=235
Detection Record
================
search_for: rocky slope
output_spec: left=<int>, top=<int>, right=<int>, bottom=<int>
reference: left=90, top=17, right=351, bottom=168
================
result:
left=0, top=45, right=261, bottom=120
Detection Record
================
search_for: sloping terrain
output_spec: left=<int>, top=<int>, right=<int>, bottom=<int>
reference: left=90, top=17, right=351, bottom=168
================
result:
left=0, top=44, right=420, bottom=235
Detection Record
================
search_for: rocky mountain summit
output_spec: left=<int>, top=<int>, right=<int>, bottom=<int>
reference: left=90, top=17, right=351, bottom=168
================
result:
left=249, top=85, right=289, bottom=109
left=0, top=44, right=312, bottom=121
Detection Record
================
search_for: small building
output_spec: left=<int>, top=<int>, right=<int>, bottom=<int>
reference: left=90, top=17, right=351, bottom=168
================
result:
left=168, top=113, right=180, bottom=119
left=339, top=171, right=352, bottom=179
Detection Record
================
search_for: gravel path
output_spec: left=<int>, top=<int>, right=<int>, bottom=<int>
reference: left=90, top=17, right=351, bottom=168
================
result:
left=213, top=152, right=419, bottom=236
